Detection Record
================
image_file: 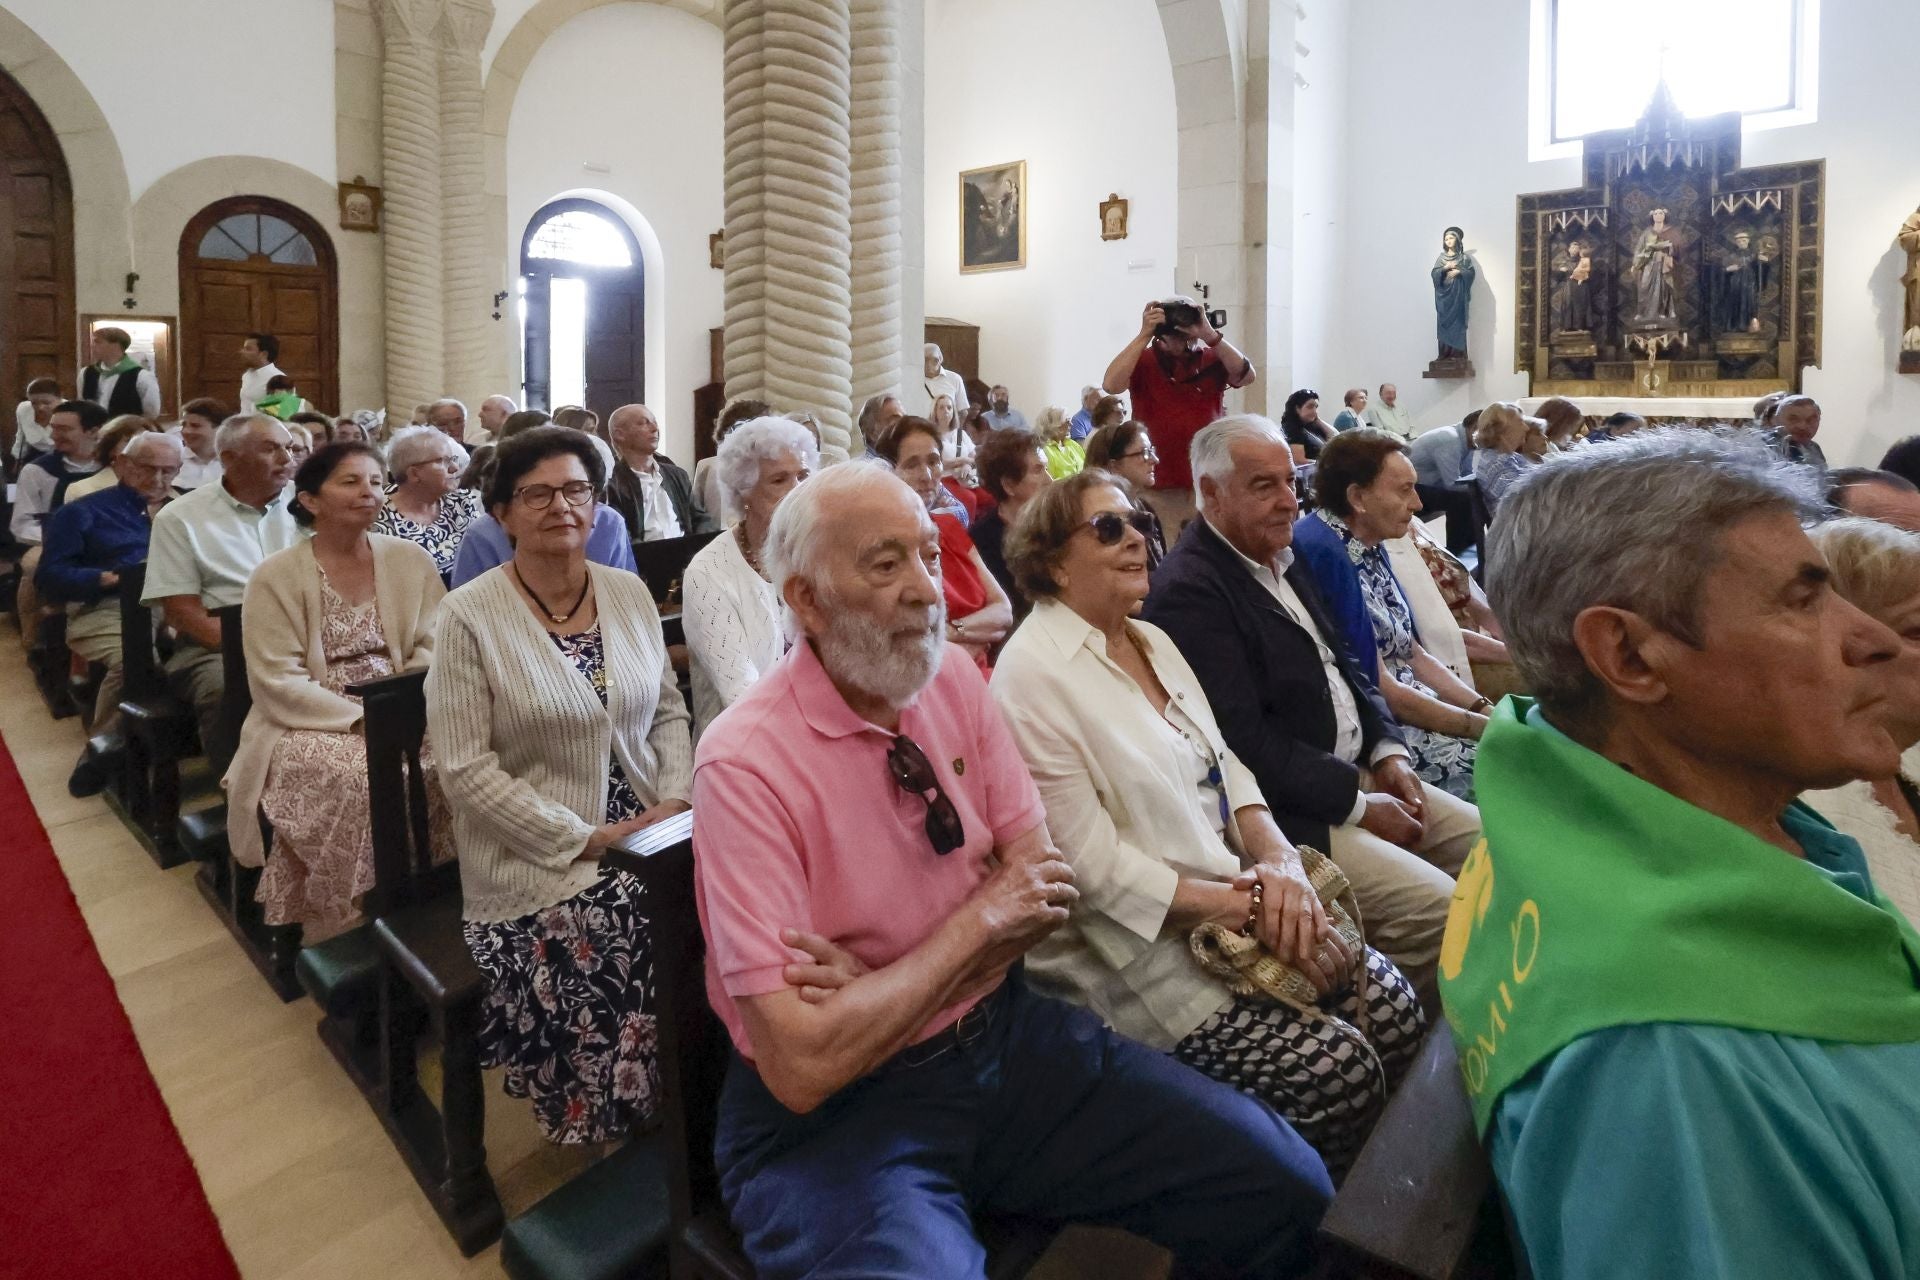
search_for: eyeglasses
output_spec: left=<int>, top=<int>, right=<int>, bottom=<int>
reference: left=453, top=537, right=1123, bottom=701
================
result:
left=514, top=480, right=596, bottom=510
left=1078, top=509, right=1158, bottom=546
left=887, top=734, right=965, bottom=856
left=1118, top=446, right=1159, bottom=463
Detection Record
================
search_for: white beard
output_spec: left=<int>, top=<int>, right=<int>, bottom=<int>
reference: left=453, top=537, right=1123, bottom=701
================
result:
left=814, top=592, right=948, bottom=709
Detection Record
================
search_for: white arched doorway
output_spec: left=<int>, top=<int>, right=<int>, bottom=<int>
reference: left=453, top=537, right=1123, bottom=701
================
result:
left=519, top=197, right=645, bottom=422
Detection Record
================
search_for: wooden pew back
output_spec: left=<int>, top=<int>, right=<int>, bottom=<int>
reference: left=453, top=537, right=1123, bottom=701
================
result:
left=348, top=669, right=455, bottom=915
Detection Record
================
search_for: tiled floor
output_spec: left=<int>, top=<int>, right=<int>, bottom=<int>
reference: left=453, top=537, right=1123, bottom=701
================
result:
left=4, top=625, right=1164, bottom=1279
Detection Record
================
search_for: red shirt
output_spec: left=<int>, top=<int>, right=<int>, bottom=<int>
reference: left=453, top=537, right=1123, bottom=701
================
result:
left=1127, top=342, right=1234, bottom=490
left=692, top=639, right=1048, bottom=1060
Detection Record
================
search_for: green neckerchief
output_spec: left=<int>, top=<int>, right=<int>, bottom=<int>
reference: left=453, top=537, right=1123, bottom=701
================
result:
left=1439, top=698, right=1920, bottom=1133
left=96, top=355, right=141, bottom=377
left=254, top=391, right=300, bottom=420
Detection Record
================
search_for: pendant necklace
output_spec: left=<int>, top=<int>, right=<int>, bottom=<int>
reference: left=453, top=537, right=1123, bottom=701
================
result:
left=513, top=563, right=591, bottom=624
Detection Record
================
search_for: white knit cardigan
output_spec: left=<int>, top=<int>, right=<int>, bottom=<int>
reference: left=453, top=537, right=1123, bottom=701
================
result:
left=427, top=563, right=694, bottom=922
left=680, top=529, right=784, bottom=735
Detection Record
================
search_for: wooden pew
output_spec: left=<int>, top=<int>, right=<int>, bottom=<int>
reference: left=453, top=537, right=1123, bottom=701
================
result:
left=183, top=603, right=302, bottom=1001
left=110, top=561, right=199, bottom=866
left=1317, top=1026, right=1519, bottom=1280
left=602, top=827, right=1056, bottom=1280
left=632, top=531, right=720, bottom=652
left=27, top=609, right=76, bottom=719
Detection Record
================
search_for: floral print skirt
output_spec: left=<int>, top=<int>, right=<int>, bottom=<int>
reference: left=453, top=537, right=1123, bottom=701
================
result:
left=462, top=869, right=662, bottom=1144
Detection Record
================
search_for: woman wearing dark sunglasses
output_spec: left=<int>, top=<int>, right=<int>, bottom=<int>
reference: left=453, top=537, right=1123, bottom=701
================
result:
left=1083, top=419, right=1167, bottom=569
left=990, top=469, right=1425, bottom=1176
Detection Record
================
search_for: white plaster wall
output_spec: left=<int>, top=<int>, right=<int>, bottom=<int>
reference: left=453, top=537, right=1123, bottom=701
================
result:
left=923, top=0, right=1177, bottom=416
left=0, top=0, right=337, bottom=199
left=1334, top=0, right=1920, bottom=464
left=505, top=3, right=724, bottom=459
left=1288, top=0, right=1349, bottom=396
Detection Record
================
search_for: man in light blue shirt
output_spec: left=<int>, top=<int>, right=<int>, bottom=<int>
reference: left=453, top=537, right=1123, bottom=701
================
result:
left=1067, top=386, right=1100, bottom=441
left=450, top=502, right=637, bottom=587
left=980, top=385, right=1028, bottom=432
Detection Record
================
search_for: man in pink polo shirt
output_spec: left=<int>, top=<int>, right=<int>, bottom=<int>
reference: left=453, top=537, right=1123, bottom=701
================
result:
left=693, top=463, right=1331, bottom=1280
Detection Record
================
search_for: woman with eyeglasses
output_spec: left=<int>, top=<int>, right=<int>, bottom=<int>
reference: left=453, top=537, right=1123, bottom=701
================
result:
left=876, top=416, right=1014, bottom=672
left=989, top=469, right=1425, bottom=1177
left=1083, top=419, right=1167, bottom=569
left=227, top=442, right=450, bottom=933
left=375, top=425, right=479, bottom=583
left=428, top=426, right=693, bottom=1146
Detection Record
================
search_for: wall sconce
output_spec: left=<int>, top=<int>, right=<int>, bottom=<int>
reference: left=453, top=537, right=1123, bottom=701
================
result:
left=123, top=271, right=140, bottom=310
left=492, top=290, right=509, bottom=321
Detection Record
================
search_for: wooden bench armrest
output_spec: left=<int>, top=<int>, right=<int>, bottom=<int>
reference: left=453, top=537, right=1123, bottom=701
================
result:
left=1318, top=1025, right=1494, bottom=1280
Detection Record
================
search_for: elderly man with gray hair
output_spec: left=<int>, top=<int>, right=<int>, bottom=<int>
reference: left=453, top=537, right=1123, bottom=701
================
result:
left=38, top=430, right=184, bottom=794
left=1441, top=428, right=1920, bottom=1279
left=142, top=413, right=300, bottom=772
left=692, top=461, right=1332, bottom=1280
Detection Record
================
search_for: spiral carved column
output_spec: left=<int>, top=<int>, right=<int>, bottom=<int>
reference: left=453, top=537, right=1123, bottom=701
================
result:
left=848, top=0, right=903, bottom=418
left=440, top=0, right=493, bottom=414
left=723, top=0, right=856, bottom=463
left=376, top=0, right=447, bottom=420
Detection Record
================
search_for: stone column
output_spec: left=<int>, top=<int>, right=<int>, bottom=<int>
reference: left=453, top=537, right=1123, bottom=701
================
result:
left=722, top=0, right=856, bottom=463
left=440, top=0, right=493, bottom=413
left=375, top=0, right=447, bottom=420
left=849, top=0, right=903, bottom=412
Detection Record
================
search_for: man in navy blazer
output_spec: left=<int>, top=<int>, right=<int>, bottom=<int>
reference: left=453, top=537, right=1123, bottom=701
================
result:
left=1143, top=415, right=1481, bottom=979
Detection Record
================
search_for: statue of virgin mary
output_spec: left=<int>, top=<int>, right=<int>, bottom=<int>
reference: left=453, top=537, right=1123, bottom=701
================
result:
left=1430, top=226, right=1474, bottom=359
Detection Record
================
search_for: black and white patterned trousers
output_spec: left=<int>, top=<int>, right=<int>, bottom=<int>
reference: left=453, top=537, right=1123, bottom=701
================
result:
left=1171, top=946, right=1425, bottom=1178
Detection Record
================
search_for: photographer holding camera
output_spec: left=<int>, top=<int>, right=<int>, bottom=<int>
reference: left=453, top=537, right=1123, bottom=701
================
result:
left=1102, top=296, right=1254, bottom=531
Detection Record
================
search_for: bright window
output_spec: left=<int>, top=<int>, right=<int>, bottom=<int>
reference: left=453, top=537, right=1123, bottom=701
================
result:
left=548, top=276, right=588, bottom=409
left=1550, top=0, right=1801, bottom=141
left=525, top=209, right=633, bottom=268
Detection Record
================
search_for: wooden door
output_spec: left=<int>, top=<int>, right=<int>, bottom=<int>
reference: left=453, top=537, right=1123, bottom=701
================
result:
left=0, top=68, right=74, bottom=411
left=584, top=282, right=644, bottom=426
left=179, top=198, right=337, bottom=414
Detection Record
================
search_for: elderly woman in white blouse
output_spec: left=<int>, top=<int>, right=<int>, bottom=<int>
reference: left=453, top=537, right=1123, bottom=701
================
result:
left=1803, top=518, right=1920, bottom=924
left=989, top=469, right=1425, bottom=1176
left=681, top=416, right=818, bottom=731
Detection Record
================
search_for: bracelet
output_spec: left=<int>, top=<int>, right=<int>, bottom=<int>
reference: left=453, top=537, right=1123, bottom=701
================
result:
left=1243, top=877, right=1264, bottom=937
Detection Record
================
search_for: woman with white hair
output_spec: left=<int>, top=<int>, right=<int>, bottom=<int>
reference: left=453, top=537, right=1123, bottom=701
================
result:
left=374, top=424, right=479, bottom=582
left=681, top=416, right=819, bottom=730
left=1036, top=406, right=1086, bottom=480
left=1470, top=402, right=1545, bottom=515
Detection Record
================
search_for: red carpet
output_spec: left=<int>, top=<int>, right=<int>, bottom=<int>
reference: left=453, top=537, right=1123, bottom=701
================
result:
left=0, top=734, right=242, bottom=1280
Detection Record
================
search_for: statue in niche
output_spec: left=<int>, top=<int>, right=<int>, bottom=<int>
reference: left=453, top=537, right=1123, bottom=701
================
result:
left=1901, top=207, right=1920, bottom=354
left=1431, top=226, right=1475, bottom=359
left=1550, top=236, right=1595, bottom=334
left=1715, top=229, right=1770, bottom=334
left=1630, top=208, right=1681, bottom=327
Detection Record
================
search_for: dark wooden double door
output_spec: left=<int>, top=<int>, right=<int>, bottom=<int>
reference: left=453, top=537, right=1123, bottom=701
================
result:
left=520, top=198, right=645, bottom=423
left=180, top=197, right=338, bottom=414
left=0, top=67, right=74, bottom=408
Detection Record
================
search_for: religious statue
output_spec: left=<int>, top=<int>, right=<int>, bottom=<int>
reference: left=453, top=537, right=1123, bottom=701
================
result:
left=1550, top=237, right=1594, bottom=334
left=1901, top=207, right=1920, bottom=354
left=1715, top=229, right=1770, bottom=334
left=1630, top=208, right=1680, bottom=327
left=1431, top=226, right=1475, bottom=359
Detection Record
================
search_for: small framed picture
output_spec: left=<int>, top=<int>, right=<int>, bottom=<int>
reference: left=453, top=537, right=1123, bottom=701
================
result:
left=960, top=160, right=1026, bottom=273
left=1099, top=193, right=1129, bottom=241
left=338, top=177, right=381, bottom=233
left=709, top=230, right=726, bottom=270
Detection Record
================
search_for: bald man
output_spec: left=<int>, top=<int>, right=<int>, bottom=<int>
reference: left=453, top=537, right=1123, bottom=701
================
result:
left=474, top=394, right=516, bottom=446
left=1828, top=468, right=1920, bottom=533
left=604, top=403, right=714, bottom=547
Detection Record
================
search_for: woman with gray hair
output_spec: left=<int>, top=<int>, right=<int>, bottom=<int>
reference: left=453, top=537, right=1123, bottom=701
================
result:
left=681, top=416, right=819, bottom=730
left=374, top=424, right=479, bottom=582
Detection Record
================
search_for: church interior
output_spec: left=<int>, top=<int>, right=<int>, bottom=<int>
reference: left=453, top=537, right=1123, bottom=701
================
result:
left=5, top=0, right=1920, bottom=1277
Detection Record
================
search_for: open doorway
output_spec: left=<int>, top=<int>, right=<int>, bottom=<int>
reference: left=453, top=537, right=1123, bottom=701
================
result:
left=519, top=198, right=644, bottom=423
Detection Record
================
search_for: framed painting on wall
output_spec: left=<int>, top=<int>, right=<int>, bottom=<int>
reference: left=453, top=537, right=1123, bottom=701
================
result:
left=960, top=160, right=1026, bottom=273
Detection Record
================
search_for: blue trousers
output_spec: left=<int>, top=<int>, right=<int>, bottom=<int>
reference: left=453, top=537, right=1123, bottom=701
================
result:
left=715, top=977, right=1333, bottom=1280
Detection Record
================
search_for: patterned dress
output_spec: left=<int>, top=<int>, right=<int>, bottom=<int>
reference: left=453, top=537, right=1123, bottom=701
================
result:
left=257, top=575, right=454, bottom=929
left=1327, top=513, right=1478, bottom=799
left=374, top=486, right=482, bottom=582
left=461, top=623, right=662, bottom=1144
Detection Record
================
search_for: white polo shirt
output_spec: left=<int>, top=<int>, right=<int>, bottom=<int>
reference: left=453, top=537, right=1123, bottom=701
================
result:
left=141, top=478, right=301, bottom=610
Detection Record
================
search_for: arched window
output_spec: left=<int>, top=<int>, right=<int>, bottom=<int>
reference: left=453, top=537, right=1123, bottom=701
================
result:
left=520, top=198, right=645, bottom=420
left=1549, top=0, right=1806, bottom=141
left=196, top=211, right=319, bottom=266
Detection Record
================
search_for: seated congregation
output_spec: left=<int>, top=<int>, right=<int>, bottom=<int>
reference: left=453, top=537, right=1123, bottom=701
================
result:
left=11, top=344, right=1920, bottom=1280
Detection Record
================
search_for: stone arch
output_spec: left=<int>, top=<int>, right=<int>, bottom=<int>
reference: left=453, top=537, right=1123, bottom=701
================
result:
left=476, top=0, right=721, bottom=401
left=135, top=157, right=386, bottom=412
left=0, top=7, right=133, bottom=314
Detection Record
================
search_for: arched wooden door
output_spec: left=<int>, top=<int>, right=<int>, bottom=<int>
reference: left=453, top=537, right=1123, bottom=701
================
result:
left=0, top=67, right=75, bottom=417
left=520, top=198, right=644, bottom=423
left=180, top=197, right=338, bottom=414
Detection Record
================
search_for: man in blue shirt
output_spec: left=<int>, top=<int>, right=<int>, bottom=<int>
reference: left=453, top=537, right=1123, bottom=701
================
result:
left=38, top=431, right=182, bottom=795
left=1407, top=411, right=1477, bottom=554
left=450, top=500, right=637, bottom=587
left=1067, top=385, right=1100, bottom=442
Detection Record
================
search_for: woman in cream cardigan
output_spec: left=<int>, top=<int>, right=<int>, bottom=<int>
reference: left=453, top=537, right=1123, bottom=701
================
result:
left=428, top=427, right=693, bottom=1145
left=227, top=442, right=448, bottom=934
left=989, top=470, right=1425, bottom=1176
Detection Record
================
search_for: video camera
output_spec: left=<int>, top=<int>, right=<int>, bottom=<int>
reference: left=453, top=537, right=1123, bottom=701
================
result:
left=1155, top=295, right=1227, bottom=340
